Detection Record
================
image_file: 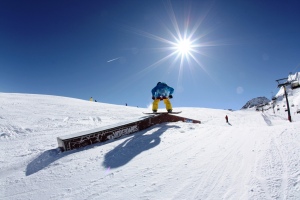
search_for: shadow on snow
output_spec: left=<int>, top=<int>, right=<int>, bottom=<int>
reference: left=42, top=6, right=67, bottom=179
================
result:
left=26, top=123, right=180, bottom=176
left=102, top=124, right=180, bottom=169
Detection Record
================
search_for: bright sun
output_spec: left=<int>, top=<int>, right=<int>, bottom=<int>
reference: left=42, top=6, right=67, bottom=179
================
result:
left=122, top=1, right=213, bottom=84
left=176, top=39, right=192, bottom=55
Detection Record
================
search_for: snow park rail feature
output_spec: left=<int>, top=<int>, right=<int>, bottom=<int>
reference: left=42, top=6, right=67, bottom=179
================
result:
left=57, top=113, right=201, bottom=151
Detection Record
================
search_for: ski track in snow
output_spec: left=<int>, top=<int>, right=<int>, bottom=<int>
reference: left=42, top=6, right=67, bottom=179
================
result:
left=1, top=93, right=300, bottom=200
left=248, top=127, right=300, bottom=200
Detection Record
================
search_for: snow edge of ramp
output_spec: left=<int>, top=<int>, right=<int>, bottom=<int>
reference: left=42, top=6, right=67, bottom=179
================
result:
left=57, top=114, right=200, bottom=152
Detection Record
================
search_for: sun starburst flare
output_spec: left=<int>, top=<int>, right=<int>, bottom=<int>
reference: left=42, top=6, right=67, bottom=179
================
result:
left=112, top=1, right=222, bottom=93
left=177, top=39, right=192, bottom=54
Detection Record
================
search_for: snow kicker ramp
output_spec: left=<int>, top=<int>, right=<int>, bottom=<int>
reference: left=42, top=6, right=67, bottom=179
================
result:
left=57, top=113, right=200, bottom=152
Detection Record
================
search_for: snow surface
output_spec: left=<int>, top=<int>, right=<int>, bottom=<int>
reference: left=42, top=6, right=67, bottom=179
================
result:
left=274, top=81, right=300, bottom=112
left=288, top=72, right=300, bottom=83
left=1, top=92, right=300, bottom=200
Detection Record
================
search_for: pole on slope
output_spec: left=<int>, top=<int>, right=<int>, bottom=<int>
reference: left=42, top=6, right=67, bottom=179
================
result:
left=283, top=85, right=292, bottom=122
left=276, top=78, right=292, bottom=122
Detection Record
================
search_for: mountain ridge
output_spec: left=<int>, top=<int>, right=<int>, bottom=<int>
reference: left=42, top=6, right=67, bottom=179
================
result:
left=241, top=96, right=270, bottom=109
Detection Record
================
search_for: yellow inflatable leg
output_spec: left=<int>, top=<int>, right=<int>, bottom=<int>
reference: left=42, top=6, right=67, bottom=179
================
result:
left=163, top=98, right=172, bottom=111
left=152, top=99, right=160, bottom=111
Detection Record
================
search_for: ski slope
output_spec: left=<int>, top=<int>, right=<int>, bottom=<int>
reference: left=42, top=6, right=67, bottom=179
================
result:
left=1, top=93, right=300, bottom=200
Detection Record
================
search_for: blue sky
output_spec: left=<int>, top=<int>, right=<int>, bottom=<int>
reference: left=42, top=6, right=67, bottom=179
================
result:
left=1, top=0, right=300, bottom=110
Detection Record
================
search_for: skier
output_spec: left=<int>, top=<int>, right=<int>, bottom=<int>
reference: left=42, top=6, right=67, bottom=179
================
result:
left=225, top=115, right=228, bottom=123
left=89, top=97, right=93, bottom=102
left=151, top=82, right=174, bottom=113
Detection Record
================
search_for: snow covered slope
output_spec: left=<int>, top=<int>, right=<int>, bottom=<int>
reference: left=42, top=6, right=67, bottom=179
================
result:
left=274, top=84, right=300, bottom=112
left=1, top=93, right=300, bottom=200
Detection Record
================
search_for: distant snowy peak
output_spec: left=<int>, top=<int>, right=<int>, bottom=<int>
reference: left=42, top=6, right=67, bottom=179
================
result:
left=241, top=97, right=270, bottom=109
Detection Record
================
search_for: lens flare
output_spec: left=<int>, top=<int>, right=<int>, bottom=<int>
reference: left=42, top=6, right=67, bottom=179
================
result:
left=176, top=39, right=192, bottom=55
left=109, top=1, right=223, bottom=94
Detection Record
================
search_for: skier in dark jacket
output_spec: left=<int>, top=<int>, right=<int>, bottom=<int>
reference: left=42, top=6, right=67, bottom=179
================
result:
left=151, top=82, right=174, bottom=113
